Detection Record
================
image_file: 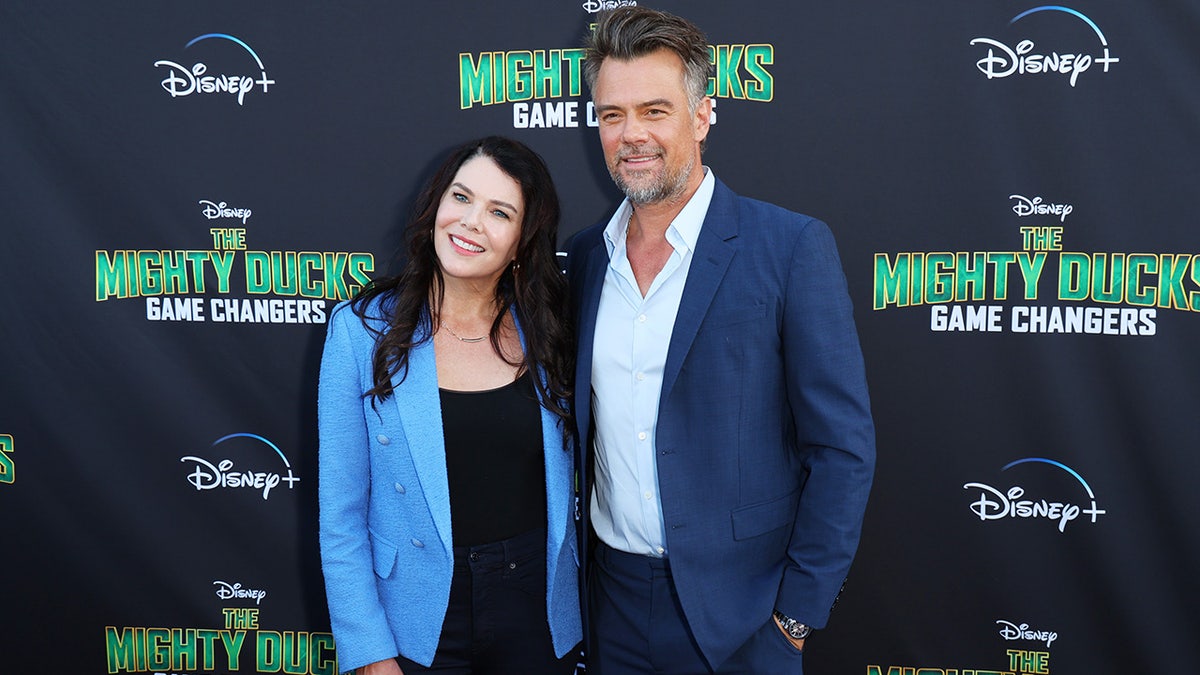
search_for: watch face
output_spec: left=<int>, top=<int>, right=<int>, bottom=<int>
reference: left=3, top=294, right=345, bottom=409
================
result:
left=775, top=611, right=811, bottom=639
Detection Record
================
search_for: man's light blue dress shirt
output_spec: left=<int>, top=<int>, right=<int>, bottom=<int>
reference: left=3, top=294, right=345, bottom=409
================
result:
left=590, top=169, right=716, bottom=558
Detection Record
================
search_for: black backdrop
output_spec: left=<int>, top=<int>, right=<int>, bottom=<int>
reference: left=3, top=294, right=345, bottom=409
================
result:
left=2, top=1, right=1198, bottom=673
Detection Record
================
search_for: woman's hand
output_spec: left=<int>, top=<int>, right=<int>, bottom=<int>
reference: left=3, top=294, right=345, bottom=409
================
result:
left=356, top=658, right=404, bottom=675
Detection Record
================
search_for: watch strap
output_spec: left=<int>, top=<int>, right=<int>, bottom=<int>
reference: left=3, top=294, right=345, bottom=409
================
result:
left=772, top=610, right=812, bottom=640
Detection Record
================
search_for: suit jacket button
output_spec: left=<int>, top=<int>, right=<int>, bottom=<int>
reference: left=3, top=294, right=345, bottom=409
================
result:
left=394, top=483, right=406, bottom=494
left=411, top=538, right=424, bottom=548
left=376, top=434, right=390, bottom=445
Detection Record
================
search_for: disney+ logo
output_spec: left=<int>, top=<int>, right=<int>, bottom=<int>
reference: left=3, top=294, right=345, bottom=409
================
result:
left=155, top=34, right=275, bottom=105
left=963, top=458, right=1105, bottom=532
left=181, top=433, right=299, bottom=501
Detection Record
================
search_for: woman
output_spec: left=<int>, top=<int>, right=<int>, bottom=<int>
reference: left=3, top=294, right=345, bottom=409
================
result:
left=318, top=137, right=581, bottom=674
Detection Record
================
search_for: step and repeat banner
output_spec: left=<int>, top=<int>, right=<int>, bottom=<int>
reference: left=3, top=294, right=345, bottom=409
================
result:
left=2, top=1, right=1197, bottom=673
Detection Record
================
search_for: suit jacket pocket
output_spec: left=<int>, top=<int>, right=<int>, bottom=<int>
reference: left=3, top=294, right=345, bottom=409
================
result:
left=369, top=529, right=399, bottom=579
left=731, top=489, right=800, bottom=540
left=699, top=302, right=769, bottom=332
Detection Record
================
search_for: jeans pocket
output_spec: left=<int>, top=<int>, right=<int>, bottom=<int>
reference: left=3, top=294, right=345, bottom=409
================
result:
left=505, top=550, right=545, bottom=597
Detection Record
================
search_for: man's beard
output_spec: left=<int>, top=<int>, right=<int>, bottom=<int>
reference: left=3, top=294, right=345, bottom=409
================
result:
left=610, top=147, right=694, bottom=206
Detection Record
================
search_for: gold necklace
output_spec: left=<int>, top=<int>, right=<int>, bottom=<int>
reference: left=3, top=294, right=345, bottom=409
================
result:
left=441, top=323, right=487, bottom=343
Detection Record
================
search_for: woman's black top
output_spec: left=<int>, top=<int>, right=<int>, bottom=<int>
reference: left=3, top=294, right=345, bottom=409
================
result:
left=440, top=370, right=546, bottom=547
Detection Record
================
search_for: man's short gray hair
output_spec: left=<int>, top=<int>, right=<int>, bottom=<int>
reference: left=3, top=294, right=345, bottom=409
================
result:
left=583, top=6, right=711, bottom=114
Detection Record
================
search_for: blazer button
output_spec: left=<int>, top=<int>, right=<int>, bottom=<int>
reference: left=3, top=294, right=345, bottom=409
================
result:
left=411, top=538, right=424, bottom=548
left=394, top=483, right=406, bottom=494
left=376, top=434, right=390, bottom=445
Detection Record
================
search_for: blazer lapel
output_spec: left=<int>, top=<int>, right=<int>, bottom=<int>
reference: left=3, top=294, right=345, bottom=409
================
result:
left=660, top=180, right=739, bottom=402
left=391, top=334, right=454, bottom=557
left=513, top=313, right=570, bottom=558
left=573, top=237, right=609, bottom=445
left=540, top=392, right=569, bottom=557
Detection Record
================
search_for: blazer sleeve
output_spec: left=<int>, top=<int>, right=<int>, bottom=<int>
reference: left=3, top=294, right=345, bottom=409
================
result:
left=317, top=305, right=399, bottom=670
left=776, top=218, right=876, bottom=628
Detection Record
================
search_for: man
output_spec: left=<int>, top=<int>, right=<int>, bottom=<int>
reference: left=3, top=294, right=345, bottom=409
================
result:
left=567, top=7, right=876, bottom=673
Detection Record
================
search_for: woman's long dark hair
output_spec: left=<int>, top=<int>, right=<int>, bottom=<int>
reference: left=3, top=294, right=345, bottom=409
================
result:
left=350, top=136, right=572, bottom=441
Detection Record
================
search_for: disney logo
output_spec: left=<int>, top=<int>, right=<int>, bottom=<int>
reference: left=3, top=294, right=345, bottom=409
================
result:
left=154, top=61, right=274, bottom=105
left=1010, top=195, right=1072, bottom=222
left=997, top=620, right=1057, bottom=647
left=200, top=200, right=252, bottom=224
left=582, top=0, right=637, bottom=11
left=214, top=580, right=267, bottom=605
left=970, top=7, right=1118, bottom=87
left=962, top=483, right=1104, bottom=532
left=181, top=455, right=299, bottom=500
left=969, top=39, right=1095, bottom=87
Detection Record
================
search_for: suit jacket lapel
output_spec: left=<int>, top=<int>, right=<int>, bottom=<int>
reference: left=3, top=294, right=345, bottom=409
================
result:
left=392, top=333, right=454, bottom=557
left=574, top=237, right=609, bottom=445
left=661, top=180, right=739, bottom=402
left=540, top=389, right=569, bottom=558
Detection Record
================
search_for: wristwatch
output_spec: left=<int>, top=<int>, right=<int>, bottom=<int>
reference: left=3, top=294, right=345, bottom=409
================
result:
left=773, top=610, right=812, bottom=640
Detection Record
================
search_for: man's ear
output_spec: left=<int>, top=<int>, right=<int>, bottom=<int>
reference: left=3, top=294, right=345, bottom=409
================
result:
left=694, top=96, right=713, bottom=143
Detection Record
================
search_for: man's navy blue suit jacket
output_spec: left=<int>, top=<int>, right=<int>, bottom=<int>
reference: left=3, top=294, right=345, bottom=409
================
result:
left=568, top=177, right=876, bottom=669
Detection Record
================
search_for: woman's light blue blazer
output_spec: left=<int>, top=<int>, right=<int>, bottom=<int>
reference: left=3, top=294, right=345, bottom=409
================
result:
left=317, top=296, right=581, bottom=671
